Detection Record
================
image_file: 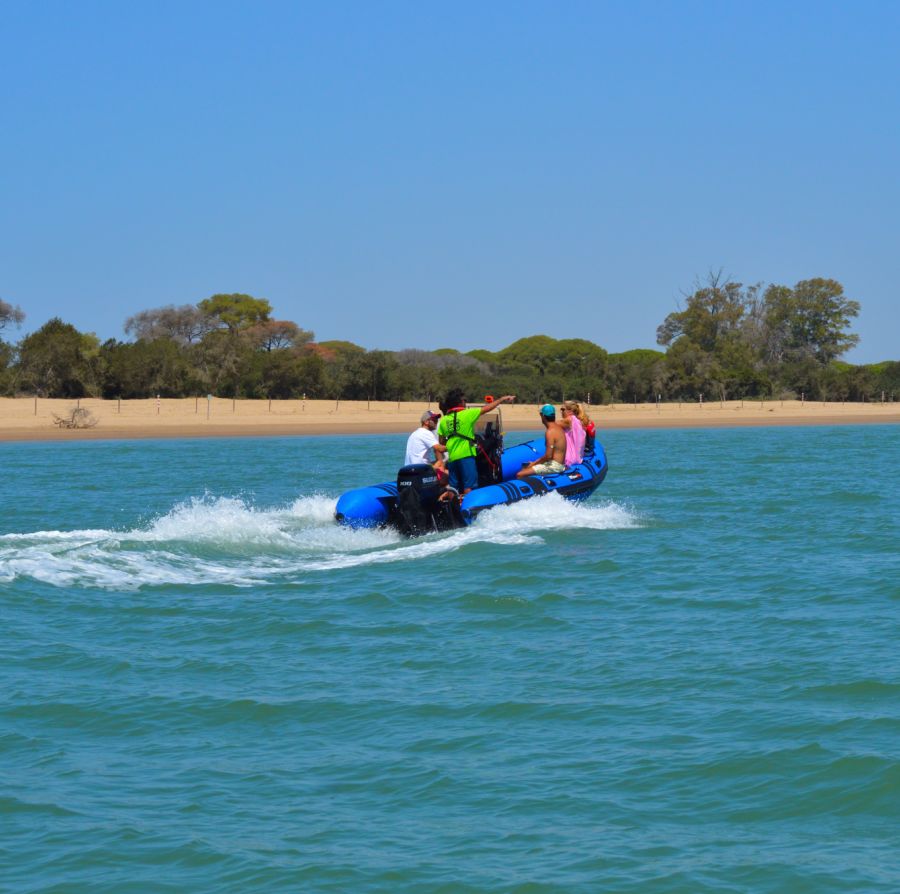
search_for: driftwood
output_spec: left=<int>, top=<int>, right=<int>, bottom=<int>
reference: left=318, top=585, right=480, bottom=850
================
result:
left=52, top=407, right=99, bottom=429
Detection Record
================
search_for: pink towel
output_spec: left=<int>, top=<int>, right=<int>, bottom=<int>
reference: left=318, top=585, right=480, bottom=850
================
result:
left=564, top=415, right=585, bottom=466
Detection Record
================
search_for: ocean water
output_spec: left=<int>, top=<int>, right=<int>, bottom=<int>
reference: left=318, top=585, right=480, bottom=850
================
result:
left=1, top=425, right=898, bottom=893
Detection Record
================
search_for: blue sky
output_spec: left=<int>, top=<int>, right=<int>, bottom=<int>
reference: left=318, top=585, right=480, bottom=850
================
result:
left=1, top=1, right=897, bottom=361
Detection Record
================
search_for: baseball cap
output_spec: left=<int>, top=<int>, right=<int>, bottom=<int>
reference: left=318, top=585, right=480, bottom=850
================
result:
left=421, top=410, right=441, bottom=423
left=539, top=404, right=555, bottom=417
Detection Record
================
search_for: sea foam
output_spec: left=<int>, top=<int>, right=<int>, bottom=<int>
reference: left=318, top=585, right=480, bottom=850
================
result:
left=0, top=492, right=640, bottom=590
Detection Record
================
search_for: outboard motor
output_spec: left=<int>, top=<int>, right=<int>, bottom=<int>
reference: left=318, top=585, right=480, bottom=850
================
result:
left=475, top=418, right=504, bottom=487
left=394, top=464, right=463, bottom=536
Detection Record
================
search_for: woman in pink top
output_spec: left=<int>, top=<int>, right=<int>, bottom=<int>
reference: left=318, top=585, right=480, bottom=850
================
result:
left=559, top=401, right=586, bottom=466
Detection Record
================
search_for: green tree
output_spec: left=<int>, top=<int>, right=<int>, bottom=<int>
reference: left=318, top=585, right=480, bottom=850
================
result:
left=17, top=318, right=102, bottom=397
left=608, top=349, right=665, bottom=402
left=763, top=278, right=859, bottom=364
left=657, top=274, right=756, bottom=353
left=101, top=338, right=192, bottom=398
left=198, top=293, right=272, bottom=333
left=191, top=329, right=255, bottom=396
left=868, top=361, right=900, bottom=400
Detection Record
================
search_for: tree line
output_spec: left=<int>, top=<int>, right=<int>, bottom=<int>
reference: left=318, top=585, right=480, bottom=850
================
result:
left=1, top=277, right=897, bottom=404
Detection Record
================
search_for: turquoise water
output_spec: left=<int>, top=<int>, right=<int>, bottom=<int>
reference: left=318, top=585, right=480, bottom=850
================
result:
left=2, top=425, right=899, bottom=893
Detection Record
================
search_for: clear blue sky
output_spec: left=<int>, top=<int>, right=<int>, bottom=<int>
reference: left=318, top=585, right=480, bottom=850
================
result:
left=2, top=1, right=897, bottom=362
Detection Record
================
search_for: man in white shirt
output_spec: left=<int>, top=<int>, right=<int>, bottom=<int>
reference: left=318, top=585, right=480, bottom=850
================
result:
left=404, top=410, right=447, bottom=470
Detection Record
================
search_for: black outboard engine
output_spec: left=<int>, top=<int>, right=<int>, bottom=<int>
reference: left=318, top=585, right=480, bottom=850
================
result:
left=394, top=464, right=463, bottom=537
left=475, top=417, right=504, bottom=488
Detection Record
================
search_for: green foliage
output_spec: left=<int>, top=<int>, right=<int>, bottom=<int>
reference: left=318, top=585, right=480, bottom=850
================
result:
left=763, top=278, right=860, bottom=364
left=101, top=338, right=193, bottom=398
left=1, top=274, right=884, bottom=404
left=867, top=361, right=900, bottom=397
left=0, top=339, right=16, bottom=395
left=17, top=318, right=102, bottom=397
left=198, top=293, right=272, bottom=332
left=657, top=275, right=756, bottom=353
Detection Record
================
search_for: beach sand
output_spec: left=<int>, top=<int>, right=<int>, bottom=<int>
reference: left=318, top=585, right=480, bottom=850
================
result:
left=1, top=396, right=898, bottom=442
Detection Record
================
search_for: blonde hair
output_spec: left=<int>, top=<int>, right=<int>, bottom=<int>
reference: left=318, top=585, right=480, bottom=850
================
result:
left=563, top=400, right=591, bottom=427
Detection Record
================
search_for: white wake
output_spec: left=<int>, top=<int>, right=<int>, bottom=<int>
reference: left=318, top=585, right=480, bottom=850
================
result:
left=0, top=492, right=641, bottom=590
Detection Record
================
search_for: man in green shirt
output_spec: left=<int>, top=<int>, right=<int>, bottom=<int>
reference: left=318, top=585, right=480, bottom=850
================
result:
left=437, top=389, right=515, bottom=494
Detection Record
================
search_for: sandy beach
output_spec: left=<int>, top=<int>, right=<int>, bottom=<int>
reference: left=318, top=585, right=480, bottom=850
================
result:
left=0, top=396, right=898, bottom=442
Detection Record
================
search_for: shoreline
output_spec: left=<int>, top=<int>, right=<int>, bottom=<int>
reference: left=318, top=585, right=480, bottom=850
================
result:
left=1, top=397, right=898, bottom=443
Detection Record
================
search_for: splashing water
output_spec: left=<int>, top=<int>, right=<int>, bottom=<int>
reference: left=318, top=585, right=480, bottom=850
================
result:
left=0, top=492, right=641, bottom=590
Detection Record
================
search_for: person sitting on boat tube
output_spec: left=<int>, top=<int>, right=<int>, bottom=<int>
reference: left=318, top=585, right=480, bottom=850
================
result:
left=517, top=404, right=566, bottom=478
left=404, top=410, right=448, bottom=481
left=559, top=400, right=597, bottom=461
left=438, top=389, right=516, bottom=495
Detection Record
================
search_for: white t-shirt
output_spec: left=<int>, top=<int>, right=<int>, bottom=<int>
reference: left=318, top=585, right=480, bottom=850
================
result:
left=405, top=427, right=438, bottom=466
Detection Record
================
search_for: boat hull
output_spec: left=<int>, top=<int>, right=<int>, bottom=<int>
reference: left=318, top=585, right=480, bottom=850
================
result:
left=335, top=438, right=608, bottom=530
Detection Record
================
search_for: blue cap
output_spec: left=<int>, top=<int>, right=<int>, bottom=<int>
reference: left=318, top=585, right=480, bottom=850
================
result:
left=539, top=404, right=555, bottom=417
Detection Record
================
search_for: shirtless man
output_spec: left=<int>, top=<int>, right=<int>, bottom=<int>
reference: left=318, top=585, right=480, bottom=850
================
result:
left=517, top=404, right=567, bottom=478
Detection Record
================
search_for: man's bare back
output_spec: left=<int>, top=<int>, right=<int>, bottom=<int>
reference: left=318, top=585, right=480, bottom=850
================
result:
left=517, top=405, right=568, bottom=478
left=543, top=421, right=566, bottom=464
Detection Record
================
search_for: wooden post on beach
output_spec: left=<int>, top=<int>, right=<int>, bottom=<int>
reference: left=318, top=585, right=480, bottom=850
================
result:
left=207, top=394, right=212, bottom=419
left=195, top=396, right=198, bottom=414
left=156, top=394, right=160, bottom=415
left=232, top=397, right=236, bottom=413
left=699, top=393, right=703, bottom=409
left=268, top=398, right=272, bottom=413
left=34, top=396, right=37, bottom=416
left=77, top=398, right=81, bottom=409
left=118, top=397, right=121, bottom=414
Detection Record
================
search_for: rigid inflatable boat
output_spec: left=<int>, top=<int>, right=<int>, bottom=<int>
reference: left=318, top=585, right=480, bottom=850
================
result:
left=334, top=410, right=608, bottom=535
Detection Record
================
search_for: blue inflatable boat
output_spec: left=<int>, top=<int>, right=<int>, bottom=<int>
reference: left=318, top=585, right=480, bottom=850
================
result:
left=335, top=421, right=608, bottom=535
